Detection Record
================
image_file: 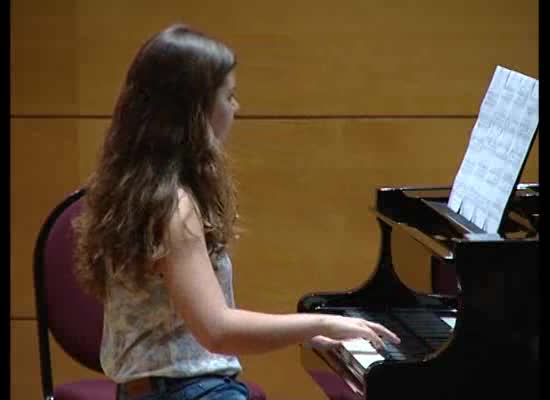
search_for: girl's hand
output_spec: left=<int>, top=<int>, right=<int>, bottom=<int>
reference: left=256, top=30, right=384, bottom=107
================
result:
left=303, top=335, right=341, bottom=350
left=320, top=315, right=400, bottom=350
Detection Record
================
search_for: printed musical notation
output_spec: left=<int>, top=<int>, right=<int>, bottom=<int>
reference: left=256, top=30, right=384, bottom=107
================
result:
left=448, top=66, right=539, bottom=233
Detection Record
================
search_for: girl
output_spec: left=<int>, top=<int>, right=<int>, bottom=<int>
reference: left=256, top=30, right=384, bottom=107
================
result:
left=74, top=23, right=399, bottom=400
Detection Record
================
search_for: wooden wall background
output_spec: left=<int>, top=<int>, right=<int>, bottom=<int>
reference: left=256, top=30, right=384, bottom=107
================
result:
left=11, top=1, right=538, bottom=399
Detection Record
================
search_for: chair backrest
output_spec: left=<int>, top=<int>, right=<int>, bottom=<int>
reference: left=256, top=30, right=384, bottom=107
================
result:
left=33, top=188, right=104, bottom=375
left=33, top=189, right=267, bottom=400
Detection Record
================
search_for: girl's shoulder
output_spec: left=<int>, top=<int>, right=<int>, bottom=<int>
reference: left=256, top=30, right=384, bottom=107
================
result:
left=176, top=186, right=193, bottom=203
left=176, top=186, right=202, bottom=218
left=169, top=187, right=204, bottom=239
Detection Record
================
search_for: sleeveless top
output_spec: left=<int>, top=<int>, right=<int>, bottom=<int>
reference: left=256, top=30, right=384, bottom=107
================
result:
left=100, top=252, right=242, bottom=383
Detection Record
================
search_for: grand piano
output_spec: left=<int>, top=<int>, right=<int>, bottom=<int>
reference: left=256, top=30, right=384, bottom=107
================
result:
left=298, top=183, right=539, bottom=400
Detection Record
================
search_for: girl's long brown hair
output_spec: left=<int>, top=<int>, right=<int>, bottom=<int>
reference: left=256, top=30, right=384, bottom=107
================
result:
left=73, top=24, right=238, bottom=300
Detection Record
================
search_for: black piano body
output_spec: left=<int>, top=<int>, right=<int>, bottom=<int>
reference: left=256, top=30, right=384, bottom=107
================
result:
left=298, top=184, right=539, bottom=400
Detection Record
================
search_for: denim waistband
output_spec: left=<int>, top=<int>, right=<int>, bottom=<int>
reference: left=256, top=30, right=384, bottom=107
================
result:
left=121, top=374, right=239, bottom=391
left=151, top=374, right=239, bottom=387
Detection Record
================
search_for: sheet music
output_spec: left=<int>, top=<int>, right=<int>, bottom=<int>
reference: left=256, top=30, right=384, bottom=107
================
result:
left=448, top=66, right=539, bottom=233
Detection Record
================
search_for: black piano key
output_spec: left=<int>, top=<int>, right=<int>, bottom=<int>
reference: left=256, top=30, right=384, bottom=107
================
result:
left=389, top=308, right=453, bottom=351
left=344, top=308, right=453, bottom=357
left=344, top=309, right=433, bottom=360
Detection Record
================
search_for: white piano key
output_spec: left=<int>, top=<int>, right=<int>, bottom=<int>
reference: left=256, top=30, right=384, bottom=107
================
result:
left=441, top=317, right=456, bottom=329
left=354, top=353, right=385, bottom=369
left=341, top=338, right=377, bottom=353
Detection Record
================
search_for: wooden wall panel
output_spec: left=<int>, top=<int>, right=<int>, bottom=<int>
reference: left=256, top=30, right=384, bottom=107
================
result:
left=10, top=0, right=78, bottom=115
left=11, top=320, right=105, bottom=400
left=11, top=0, right=538, bottom=116
left=10, top=118, right=110, bottom=318
left=11, top=119, right=82, bottom=318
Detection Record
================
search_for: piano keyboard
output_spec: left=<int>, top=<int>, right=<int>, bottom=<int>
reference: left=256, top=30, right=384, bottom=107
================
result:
left=340, top=308, right=455, bottom=367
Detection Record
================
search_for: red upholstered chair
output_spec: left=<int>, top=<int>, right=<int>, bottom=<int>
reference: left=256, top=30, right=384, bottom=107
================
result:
left=33, top=188, right=267, bottom=400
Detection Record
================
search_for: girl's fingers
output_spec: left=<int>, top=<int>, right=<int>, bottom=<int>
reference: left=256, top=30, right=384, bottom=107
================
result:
left=366, top=321, right=401, bottom=344
left=367, top=333, right=386, bottom=350
left=309, top=335, right=340, bottom=349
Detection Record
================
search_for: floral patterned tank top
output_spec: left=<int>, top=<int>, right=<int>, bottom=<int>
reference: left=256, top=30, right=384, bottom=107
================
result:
left=100, top=253, right=242, bottom=383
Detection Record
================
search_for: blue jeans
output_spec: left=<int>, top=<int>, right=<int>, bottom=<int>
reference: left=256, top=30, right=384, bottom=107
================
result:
left=117, top=375, right=250, bottom=400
